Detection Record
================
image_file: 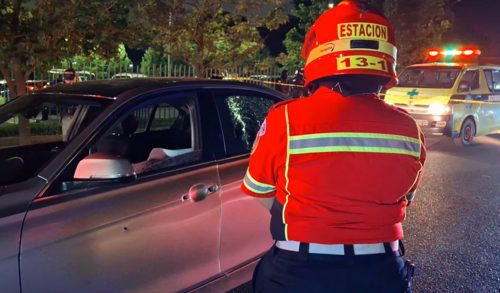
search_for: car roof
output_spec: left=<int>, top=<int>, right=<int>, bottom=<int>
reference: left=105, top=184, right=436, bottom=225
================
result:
left=36, top=78, right=284, bottom=99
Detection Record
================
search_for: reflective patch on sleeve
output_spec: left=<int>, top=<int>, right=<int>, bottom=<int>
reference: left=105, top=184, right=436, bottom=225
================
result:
left=260, top=119, right=267, bottom=136
left=251, top=119, right=267, bottom=155
left=243, top=170, right=276, bottom=194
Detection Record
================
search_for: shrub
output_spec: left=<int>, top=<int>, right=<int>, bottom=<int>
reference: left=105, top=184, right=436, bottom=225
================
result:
left=0, top=123, right=62, bottom=137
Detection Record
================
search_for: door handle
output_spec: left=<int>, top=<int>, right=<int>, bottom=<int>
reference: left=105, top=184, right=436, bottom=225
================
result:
left=182, top=183, right=219, bottom=202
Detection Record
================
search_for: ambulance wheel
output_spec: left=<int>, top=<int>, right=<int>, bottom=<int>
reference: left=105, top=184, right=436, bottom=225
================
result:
left=454, top=118, right=475, bottom=147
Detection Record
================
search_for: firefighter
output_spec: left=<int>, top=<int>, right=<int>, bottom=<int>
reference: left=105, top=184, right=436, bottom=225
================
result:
left=242, top=1, right=426, bottom=292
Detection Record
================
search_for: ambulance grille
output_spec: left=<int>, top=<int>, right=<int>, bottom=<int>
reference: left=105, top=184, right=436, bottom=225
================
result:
left=395, top=104, right=429, bottom=114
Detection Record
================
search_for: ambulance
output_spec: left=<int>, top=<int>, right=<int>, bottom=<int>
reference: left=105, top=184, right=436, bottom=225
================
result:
left=384, top=48, right=500, bottom=146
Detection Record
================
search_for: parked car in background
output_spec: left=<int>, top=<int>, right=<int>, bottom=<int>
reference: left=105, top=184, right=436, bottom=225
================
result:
left=112, top=73, right=148, bottom=79
left=0, top=78, right=288, bottom=293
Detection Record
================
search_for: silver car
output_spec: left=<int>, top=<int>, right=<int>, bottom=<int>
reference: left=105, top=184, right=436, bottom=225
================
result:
left=0, top=79, right=288, bottom=293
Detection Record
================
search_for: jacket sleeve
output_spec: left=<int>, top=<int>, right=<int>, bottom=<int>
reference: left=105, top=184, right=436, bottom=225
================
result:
left=406, top=128, right=426, bottom=206
left=241, top=107, right=287, bottom=198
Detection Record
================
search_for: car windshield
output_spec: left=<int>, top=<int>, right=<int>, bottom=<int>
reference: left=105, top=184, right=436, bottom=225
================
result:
left=0, top=94, right=113, bottom=186
left=398, top=66, right=462, bottom=89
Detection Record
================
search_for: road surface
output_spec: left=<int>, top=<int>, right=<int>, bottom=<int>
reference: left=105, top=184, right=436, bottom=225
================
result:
left=229, top=134, right=500, bottom=293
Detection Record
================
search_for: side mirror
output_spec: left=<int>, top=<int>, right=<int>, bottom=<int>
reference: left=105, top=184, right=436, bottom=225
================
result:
left=458, top=81, right=471, bottom=93
left=60, top=152, right=136, bottom=192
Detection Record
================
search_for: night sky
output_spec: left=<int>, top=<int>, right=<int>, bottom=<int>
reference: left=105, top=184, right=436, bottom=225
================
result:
left=453, top=0, right=500, bottom=54
left=128, top=0, right=500, bottom=63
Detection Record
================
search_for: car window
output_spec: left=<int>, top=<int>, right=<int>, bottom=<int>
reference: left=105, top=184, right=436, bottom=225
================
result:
left=0, top=95, right=113, bottom=185
left=484, top=69, right=500, bottom=92
left=460, top=70, right=479, bottom=90
left=398, top=66, right=461, bottom=88
left=133, top=106, right=154, bottom=133
left=214, top=92, right=279, bottom=157
left=150, top=103, right=180, bottom=131
left=95, top=99, right=200, bottom=176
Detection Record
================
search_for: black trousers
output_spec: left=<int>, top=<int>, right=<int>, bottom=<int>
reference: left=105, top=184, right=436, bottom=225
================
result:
left=252, top=243, right=412, bottom=293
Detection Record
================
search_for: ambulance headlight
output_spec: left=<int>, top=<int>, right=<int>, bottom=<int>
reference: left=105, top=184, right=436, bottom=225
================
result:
left=428, top=103, right=451, bottom=115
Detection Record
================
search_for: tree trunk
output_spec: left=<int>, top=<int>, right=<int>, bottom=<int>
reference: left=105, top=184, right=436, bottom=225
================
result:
left=10, top=58, right=32, bottom=146
left=195, top=64, right=206, bottom=79
left=16, top=83, right=32, bottom=146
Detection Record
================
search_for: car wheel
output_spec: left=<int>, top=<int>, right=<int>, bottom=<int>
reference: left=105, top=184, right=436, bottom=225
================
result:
left=454, top=118, right=475, bottom=147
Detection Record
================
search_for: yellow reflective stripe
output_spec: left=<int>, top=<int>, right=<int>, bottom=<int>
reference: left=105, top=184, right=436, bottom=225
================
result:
left=289, top=146, right=420, bottom=157
left=243, top=170, right=276, bottom=194
left=283, top=105, right=291, bottom=241
left=405, top=118, right=424, bottom=207
left=290, top=132, right=421, bottom=144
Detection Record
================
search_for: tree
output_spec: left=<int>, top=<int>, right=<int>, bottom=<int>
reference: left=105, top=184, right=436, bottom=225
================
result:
left=140, top=0, right=288, bottom=77
left=384, top=0, right=453, bottom=67
left=140, top=47, right=188, bottom=76
left=283, top=0, right=336, bottom=68
left=60, top=54, right=107, bottom=78
left=108, top=44, right=133, bottom=75
left=284, top=0, right=454, bottom=69
left=59, top=44, right=134, bottom=78
left=0, top=0, right=135, bottom=145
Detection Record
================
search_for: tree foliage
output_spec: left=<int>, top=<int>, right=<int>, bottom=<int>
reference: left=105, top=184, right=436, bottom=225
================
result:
left=60, top=44, right=134, bottom=78
left=140, top=0, right=288, bottom=77
left=140, top=48, right=188, bottom=76
left=385, top=0, right=453, bottom=67
left=284, top=0, right=454, bottom=69
left=283, top=0, right=337, bottom=68
left=0, top=0, right=137, bottom=144
left=107, top=44, right=133, bottom=74
left=60, top=54, right=107, bottom=74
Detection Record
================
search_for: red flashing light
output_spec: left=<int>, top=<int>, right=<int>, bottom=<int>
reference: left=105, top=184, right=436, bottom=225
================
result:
left=427, top=48, right=481, bottom=58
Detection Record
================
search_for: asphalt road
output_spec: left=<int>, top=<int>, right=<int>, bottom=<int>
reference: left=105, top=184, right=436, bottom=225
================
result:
left=229, top=134, right=500, bottom=293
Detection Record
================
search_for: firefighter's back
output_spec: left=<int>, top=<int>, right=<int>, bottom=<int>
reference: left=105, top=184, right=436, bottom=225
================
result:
left=283, top=87, right=423, bottom=244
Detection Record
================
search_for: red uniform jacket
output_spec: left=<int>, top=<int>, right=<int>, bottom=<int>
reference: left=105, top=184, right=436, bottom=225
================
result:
left=241, top=87, right=426, bottom=245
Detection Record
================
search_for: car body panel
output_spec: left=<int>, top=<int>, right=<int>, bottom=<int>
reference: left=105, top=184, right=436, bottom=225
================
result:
left=0, top=177, right=48, bottom=293
left=217, top=157, right=273, bottom=272
left=21, top=164, right=221, bottom=293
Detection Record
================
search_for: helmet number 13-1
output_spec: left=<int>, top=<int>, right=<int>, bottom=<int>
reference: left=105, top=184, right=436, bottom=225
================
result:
left=338, top=55, right=389, bottom=72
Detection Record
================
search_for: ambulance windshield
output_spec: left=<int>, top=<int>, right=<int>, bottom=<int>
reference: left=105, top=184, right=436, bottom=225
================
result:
left=398, top=66, right=462, bottom=89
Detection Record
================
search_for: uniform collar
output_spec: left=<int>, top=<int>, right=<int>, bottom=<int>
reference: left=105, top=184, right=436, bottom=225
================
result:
left=312, top=86, right=380, bottom=99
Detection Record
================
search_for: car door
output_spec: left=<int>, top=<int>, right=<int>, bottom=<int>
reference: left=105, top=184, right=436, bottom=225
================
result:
left=483, top=68, right=500, bottom=134
left=20, top=90, right=222, bottom=293
left=213, top=90, right=284, bottom=272
left=456, top=69, right=489, bottom=135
